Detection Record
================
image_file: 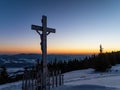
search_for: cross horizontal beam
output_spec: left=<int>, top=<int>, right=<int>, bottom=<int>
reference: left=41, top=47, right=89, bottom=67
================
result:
left=31, top=25, right=56, bottom=33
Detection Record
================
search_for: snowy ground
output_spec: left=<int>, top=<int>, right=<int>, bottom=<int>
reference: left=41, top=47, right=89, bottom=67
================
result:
left=1, top=64, right=120, bottom=90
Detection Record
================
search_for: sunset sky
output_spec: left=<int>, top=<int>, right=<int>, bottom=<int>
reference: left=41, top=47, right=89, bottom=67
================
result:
left=0, top=0, right=120, bottom=54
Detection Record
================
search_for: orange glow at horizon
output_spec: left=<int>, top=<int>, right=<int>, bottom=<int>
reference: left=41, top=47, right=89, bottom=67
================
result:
left=0, top=46, right=99, bottom=55
left=0, top=45, right=118, bottom=55
left=47, top=48, right=99, bottom=54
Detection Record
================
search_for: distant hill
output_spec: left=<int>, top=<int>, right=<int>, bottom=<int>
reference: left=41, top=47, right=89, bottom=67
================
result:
left=0, top=53, right=41, bottom=59
left=0, top=53, right=89, bottom=68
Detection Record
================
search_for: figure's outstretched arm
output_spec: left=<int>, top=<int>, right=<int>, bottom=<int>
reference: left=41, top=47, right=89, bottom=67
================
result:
left=47, top=32, right=50, bottom=35
left=36, top=30, right=41, bottom=35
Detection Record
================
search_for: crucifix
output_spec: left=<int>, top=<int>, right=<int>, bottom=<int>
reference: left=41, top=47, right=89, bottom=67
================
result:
left=31, top=15, right=56, bottom=90
left=100, top=44, right=103, bottom=54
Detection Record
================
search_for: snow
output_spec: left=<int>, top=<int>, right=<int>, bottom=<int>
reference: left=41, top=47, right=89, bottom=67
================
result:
left=7, top=68, right=24, bottom=73
left=1, top=64, right=120, bottom=90
left=0, top=81, right=22, bottom=90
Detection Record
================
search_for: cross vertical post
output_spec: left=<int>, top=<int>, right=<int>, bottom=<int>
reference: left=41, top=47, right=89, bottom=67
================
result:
left=42, top=16, right=47, bottom=90
left=100, top=44, right=103, bottom=54
left=31, top=15, right=56, bottom=90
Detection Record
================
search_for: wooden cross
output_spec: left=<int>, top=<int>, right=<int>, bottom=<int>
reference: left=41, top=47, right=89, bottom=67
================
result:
left=100, top=44, right=103, bottom=54
left=31, top=15, right=56, bottom=90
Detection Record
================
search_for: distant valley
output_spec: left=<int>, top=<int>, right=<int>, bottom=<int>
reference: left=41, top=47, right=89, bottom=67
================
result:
left=0, top=53, right=90, bottom=68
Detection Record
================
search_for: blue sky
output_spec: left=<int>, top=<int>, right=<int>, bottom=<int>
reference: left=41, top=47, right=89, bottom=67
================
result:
left=0, top=0, right=120, bottom=54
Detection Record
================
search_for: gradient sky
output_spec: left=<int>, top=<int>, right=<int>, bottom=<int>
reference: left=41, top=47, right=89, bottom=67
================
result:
left=0, top=0, right=120, bottom=54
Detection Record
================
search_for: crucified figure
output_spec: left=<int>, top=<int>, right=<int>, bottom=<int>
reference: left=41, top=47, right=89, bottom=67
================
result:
left=36, top=30, right=43, bottom=52
left=36, top=30, right=51, bottom=52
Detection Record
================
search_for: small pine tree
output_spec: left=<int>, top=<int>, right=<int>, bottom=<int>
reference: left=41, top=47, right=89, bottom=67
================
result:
left=93, top=54, right=111, bottom=72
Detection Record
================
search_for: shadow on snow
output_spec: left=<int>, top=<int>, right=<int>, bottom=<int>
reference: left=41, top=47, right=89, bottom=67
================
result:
left=52, top=85, right=118, bottom=90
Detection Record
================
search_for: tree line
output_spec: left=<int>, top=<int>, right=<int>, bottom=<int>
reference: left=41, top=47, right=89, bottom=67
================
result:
left=48, top=51, right=120, bottom=72
left=1, top=51, right=120, bottom=84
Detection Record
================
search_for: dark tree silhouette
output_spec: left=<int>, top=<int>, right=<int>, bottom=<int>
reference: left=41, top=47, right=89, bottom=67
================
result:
left=0, top=65, right=8, bottom=84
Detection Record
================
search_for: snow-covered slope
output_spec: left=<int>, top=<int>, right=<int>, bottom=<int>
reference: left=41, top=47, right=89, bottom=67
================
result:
left=1, top=64, right=120, bottom=90
left=53, top=65, right=120, bottom=90
left=0, top=81, right=22, bottom=90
